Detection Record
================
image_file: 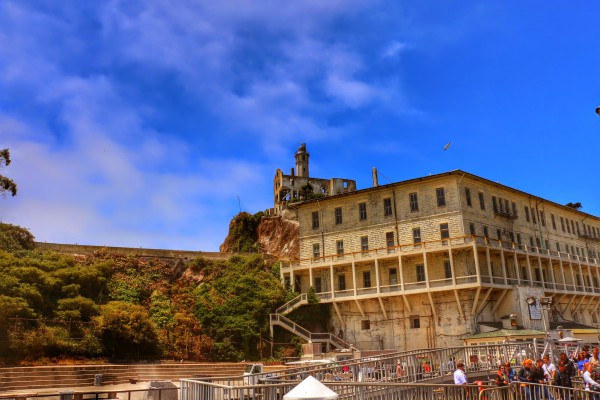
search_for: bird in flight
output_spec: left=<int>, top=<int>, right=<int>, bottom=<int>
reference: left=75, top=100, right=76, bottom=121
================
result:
left=443, top=142, right=451, bottom=151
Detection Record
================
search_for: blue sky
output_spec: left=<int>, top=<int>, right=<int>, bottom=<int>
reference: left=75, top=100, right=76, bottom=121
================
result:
left=1, top=1, right=599, bottom=251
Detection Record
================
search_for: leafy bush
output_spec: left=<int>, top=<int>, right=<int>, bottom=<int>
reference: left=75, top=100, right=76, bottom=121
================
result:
left=0, top=223, right=35, bottom=252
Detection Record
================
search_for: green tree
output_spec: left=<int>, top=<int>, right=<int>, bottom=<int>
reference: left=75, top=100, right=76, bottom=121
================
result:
left=0, top=223, right=35, bottom=251
left=222, top=212, right=265, bottom=253
left=0, top=149, right=17, bottom=197
left=94, top=301, right=159, bottom=359
left=194, top=255, right=286, bottom=360
left=55, top=296, right=99, bottom=322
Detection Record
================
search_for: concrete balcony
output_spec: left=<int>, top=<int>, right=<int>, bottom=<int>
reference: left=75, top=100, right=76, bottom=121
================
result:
left=281, top=234, right=600, bottom=303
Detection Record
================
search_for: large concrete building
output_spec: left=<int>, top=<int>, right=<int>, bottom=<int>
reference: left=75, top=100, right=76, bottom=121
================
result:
left=275, top=166, right=600, bottom=351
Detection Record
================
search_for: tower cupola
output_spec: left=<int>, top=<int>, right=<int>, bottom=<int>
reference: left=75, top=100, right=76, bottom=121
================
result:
left=295, top=142, right=309, bottom=178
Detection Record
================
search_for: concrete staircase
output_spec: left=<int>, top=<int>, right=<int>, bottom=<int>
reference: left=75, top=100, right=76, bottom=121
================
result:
left=0, top=363, right=250, bottom=391
left=270, top=313, right=355, bottom=352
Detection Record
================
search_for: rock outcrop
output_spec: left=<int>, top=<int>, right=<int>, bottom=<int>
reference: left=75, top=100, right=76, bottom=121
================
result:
left=220, top=211, right=299, bottom=260
left=256, top=215, right=299, bottom=260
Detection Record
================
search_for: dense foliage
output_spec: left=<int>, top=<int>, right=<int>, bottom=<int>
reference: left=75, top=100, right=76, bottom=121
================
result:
left=0, top=223, right=293, bottom=364
left=223, top=211, right=265, bottom=253
left=193, top=255, right=287, bottom=359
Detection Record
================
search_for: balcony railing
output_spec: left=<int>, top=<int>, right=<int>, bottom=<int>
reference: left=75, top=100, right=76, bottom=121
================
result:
left=286, top=234, right=599, bottom=269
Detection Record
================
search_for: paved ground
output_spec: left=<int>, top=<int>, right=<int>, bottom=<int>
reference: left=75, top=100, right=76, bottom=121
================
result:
left=0, top=381, right=179, bottom=398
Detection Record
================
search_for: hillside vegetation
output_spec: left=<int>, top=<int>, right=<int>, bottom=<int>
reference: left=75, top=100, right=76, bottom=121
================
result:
left=0, top=223, right=291, bottom=365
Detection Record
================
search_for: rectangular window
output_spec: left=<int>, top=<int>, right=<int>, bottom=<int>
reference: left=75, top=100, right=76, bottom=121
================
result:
left=312, top=211, right=319, bottom=229
left=338, top=275, right=346, bottom=291
left=409, top=192, right=419, bottom=212
left=444, top=260, right=452, bottom=279
left=363, top=271, right=371, bottom=288
left=314, top=277, right=322, bottom=293
left=361, top=320, right=370, bottom=330
left=383, top=198, right=393, bottom=216
left=358, top=202, right=367, bottom=220
left=492, top=196, right=498, bottom=213
left=571, top=220, right=575, bottom=234
left=389, top=268, right=398, bottom=285
left=560, top=217, right=565, bottom=232
left=312, top=243, right=320, bottom=259
left=413, top=227, right=421, bottom=244
left=436, top=187, right=446, bottom=207
left=525, top=206, right=530, bottom=222
left=465, top=188, right=472, bottom=206
left=551, top=214, right=557, bottom=230
left=499, top=199, right=505, bottom=213
left=516, top=233, right=522, bottom=244
left=483, top=226, right=489, bottom=238
left=440, top=223, right=450, bottom=239
left=496, top=228, right=502, bottom=240
left=411, top=317, right=421, bottom=329
left=576, top=222, right=580, bottom=235
left=556, top=242, right=560, bottom=252
left=361, top=236, right=369, bottom=252
left=532, top=210, right=537, bottom=224
left=386, top=232, right=395, bottom=248
left=512, top=202, right=517, bottom=218
left=478, top=192, right=485, bottom=210
left=469, top=223, right=476, bottom=235
left=336, top=240, right=344, bottom=255
left=416, top=264, right=425, bottom=282
left=334, top=207, right=343, bottom=225
left=545, top=239, right=549, bottom=249
left=529, top=237, right=535, bottom=247
left=566, top=220, right=571, bottom=234
left=540, top=211, right=546, bottom=227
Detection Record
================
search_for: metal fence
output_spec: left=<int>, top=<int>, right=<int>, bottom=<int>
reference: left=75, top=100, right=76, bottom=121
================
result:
left=199, top=341, right=537, bottom=389
left=181, top=379, right=597, bottom=400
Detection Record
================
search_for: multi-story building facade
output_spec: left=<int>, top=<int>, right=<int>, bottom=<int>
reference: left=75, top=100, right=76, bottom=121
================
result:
left=279, top=170, right=600, bottom=351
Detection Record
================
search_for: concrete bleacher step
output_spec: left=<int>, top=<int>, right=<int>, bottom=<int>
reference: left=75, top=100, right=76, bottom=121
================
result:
left=0, top=363, right=250, bottom=391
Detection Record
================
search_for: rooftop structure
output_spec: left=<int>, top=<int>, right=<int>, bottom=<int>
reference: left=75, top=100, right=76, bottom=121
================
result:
left=272, top=143, right=356, bottom=214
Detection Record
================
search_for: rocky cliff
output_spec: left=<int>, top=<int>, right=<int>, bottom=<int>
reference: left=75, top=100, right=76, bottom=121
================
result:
left=220, top=211, right=299, bottom=260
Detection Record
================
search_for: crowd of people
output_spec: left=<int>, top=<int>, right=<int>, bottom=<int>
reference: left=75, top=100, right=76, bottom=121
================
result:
left=453, top=347, right=600, bottom=399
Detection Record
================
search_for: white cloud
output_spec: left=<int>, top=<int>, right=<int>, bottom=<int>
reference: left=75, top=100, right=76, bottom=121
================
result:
left=0, top=0, right=416, bottom=250
left=382, top=41, right=408, bottom=59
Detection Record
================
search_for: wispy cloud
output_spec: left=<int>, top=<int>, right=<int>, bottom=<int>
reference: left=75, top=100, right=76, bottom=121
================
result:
left=0, top=0, right=420, bottom=250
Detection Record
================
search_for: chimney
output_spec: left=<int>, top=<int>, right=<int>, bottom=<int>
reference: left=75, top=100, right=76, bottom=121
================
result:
left=291, top=168, right=295, bottom=177
left=372, top=167, right=379, bottom=187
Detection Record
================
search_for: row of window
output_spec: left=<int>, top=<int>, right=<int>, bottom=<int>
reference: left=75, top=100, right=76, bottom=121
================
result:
left=467, top=222, right=599, bottom=259
left=312, top=188, right=600, bottom=243
left=463, top=187, right=600, bottom=239
left=314, top=259, right=599, bottom=295
left=312, top=224, right=452, bottom=258
left=313, top=220, right=598, bottom=260
left=315, top=261, right=452, bottom=292
left=310, top=190, right=443, bottom=229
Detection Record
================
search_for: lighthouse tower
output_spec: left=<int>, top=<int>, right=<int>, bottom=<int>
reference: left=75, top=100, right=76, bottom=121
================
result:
left=295, top=143, right=309, bottom=178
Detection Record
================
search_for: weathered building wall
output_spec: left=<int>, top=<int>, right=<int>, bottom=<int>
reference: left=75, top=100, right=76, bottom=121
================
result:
left=280, top=169, right=600, bottom=351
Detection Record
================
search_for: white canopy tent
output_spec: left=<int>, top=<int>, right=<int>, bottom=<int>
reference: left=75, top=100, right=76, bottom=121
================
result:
left=283, top=376, right=338, bottom=400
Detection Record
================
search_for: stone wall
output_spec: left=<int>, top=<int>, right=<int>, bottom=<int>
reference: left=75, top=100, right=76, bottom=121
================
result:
left=35, top=242, right=235, bottom=260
